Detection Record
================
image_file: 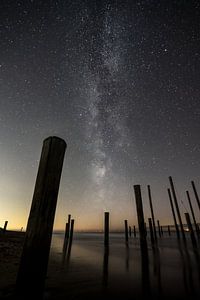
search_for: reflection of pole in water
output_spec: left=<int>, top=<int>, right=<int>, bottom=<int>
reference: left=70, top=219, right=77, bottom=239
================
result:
left=168, top=225, right=171, bottom=236
left=66, top=219, right=75, bottom=264
left=133, top=225, right=136, bottom=237
left=185, top=213, right=197, bottom=248
left=104, top=212, right=109, bottom=247
left=133, top=185, right=150, bottom=296
left=168, top=188, right=180, bottom=239
left=124, top=220, right=129, bottom=244
left=102, top=247, right=109, bottom=287
left=148, top=218, right=155, bottom=245
left=152, top=245, right=162, bottom=297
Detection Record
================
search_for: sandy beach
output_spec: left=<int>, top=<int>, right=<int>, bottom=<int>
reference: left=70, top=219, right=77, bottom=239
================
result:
left=1, top=231, right=200, bottom=299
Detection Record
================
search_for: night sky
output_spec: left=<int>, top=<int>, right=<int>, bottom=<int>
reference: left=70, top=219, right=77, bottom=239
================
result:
left=0, top=0, right=200, bottom=231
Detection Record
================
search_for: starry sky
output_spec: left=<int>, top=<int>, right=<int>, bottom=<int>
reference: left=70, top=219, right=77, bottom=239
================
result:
left=0, top=0, right=200, bottom=231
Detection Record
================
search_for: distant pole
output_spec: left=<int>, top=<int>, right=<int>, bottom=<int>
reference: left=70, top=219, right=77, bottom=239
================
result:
left=185, top=213, right=197, bottom=248
left=191, top=181, right=200, bottom=212
left=157, top=220, right=161, bottom=238
left=168, top=225, right=171, bottom=236
left=129, top=226, right=132, bottom=237
left=168, top=188, right=180, bottom=238
left=124, top=220, right=129, bottom=243
left=169, top=176, right=185, bottom=241
left=147, top=185, right=157, bottom=241
left=186, top=191, right=199, bottom=236
left=133, top=185, right=147, bottom=247
left=104, top=212, right=109, bottom=247
left=69, top=219, right=74, bottom=246
left=148, top=218, right=154, bottom=244
left=160, top=226, right=163, bottom=236
left=133, top=226, right=136, bottom=237
left=16, top=136, right=66, bottom=298
left=65, top=214, right=71, bottom=240
left=3, top=221, right=8, bottom=233
left=62, top=222, right=70, bottom=255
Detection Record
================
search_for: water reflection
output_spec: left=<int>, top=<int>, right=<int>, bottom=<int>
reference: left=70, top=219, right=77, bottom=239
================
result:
left=102, top=246, right=109, bottom=287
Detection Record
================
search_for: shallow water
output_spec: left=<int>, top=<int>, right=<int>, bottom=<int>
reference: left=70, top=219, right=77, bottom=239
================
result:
left=45, top=233, right=200, bottom=299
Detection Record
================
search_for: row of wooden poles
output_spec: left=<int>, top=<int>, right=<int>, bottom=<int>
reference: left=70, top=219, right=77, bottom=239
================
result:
left=4, top=136, right=198, bottom=299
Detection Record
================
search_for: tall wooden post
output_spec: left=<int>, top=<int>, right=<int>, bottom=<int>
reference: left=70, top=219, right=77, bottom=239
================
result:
left=16, top=136, right=66, bottom=298
left=148, top=218, right=154, bottom=244
left=147, top=185, right=157, bottom=241
left=133, top=225, right=136, bottom=237
left=124, top=220, right=129, bottom=243
left=157, top=220, right=161, bottom=238
left=168, top=188, right=180, bottom=238
left=3, top=221, right=8, bottom=233
left=186, top=191, right=199, bottom=236
left=133, top=185, right=147, bottom=247
left=104, top=212, right=109, bottom=247
left=191, top=181, right=200, bottom=212
left=185, top=213, right=197, bottom=248
left=169, top=176, right=185, bottom=241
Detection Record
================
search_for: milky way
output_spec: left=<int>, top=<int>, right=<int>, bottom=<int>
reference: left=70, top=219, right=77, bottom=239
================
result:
left=0, top=1, right=200, bottom=230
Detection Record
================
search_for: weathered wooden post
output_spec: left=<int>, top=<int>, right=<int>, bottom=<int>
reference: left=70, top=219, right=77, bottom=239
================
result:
left=148, top=218, right=154, bottom=244
left=124, top=220, right=129, bottom=243
left=185, top=213, right=197, bottom=248
left=3, top=221, right=8, bottom=233
left=129, top=226, right=132, bottom=237
left=161, top=226, right=164, bottom=236
left=147, top=185, right=157, bottom=241
left=62, top=214, right=71, bottom=253
left=186, top=191, right=199, bottom=236
left=168, top=188, right=180, bottom=238
left=168, top=225, right=171, bottom=236
left=68, top=219, right=74, bottom=247
left=157, top=220, right=161, bottom=238
left=169, top=176, right=186, bottom=241
left=104, top=212, right=109, bottom=247
left=133, top=225, right=136, bottom=237
left=191, top=181, right=200, bottom=212
left=16, top=136, right=66, bottom=298
left=133, top=185, right=147, bottom=247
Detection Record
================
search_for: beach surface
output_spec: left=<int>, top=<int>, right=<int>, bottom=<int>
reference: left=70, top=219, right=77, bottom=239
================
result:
left=0, top=231, right=200, bottom=299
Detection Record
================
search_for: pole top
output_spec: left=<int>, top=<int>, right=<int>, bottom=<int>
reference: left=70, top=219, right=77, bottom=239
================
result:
left=43, top=136, right=67, bottom=147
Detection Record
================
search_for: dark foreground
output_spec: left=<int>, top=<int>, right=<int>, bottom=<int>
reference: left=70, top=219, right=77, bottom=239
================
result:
left=0, top=231, right=200, bottom=299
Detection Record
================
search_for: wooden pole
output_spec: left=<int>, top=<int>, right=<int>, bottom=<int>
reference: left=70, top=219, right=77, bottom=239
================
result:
left=147, top=185, right=157, bottom=241
left=62, top=222, right=70, bottom=255
left=104, top=212, right=109, bottom=247
left=16, top=136, right=66, bottom=298
left=191, top=181, right=200, bottom=212
left=124, top=220, right=129, bottom=243
left=169, top=176, right=186, bottom=241
left=160, top=226, right=163, bottom=236
left=3, top=221, right=8, bottom=233
left=133, top=185, right=147, bottom=247
left=168, top=188, right=180, bottom=238
left=68, top=219, right=74, bottom=247
left=129, top=226, right=132, bottom=237
left=148, top=218, right=154, bottom=244
left=185, top=213, right=197, bottom=248
left=186, top=191, right=199, bottom=236
left=157, top=220, right=161, bottom=238
left=133, top=225, right=136, bottom=237
left=168, top=225, right=171, bottom=236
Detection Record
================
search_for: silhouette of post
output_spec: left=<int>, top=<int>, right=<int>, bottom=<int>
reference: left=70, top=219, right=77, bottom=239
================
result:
left=168, top=188, right=180, bottom=238
left=186, top=191, right=199, bottom=236
left=157, top=220, right=161, bottom=238
left=191, top=181, right=200, bottom=212
left=148, top=218, right=154, bottom=244
left=63, top=214, right=71, bottom=253
left=161, top=226, right=163, bottom=236
left=169, top=176, right=185, bottom=241
left=133, top=185, right=147, bottom=248
left=124, top=220, right=129, bottom=243
left=3, top=221, right=8, bottom=233
left=133, top=225, right=136, bottom=237
left=168, top=225, right=171, bottom=236
left=104, top=212, right=109, bottom=247
left=68, top=219, right=74, bottom=247
left=16, top=136, right=66, bottom=298
left=129, top=226, right=132, bottom=237
left=185, top=213, right=197, bottom=248
left=147, top=185, right=157, bottom=241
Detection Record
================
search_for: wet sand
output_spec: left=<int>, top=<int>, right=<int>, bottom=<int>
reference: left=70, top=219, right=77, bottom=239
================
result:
left=0, top=231, right=200, bottom=299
